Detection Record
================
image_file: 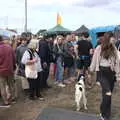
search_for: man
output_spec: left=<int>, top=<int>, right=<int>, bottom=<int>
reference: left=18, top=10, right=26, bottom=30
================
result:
left=38, top=36, right=51, bottom=89
left=16, top=36, right=29, bottom=96
left=77, top=33, right=93, bottom=87
left=0, top=36, right=16, bottom=107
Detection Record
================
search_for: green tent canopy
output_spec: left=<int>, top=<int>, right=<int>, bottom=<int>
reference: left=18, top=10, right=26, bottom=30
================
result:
left=45, top=24, right=72, bottom=35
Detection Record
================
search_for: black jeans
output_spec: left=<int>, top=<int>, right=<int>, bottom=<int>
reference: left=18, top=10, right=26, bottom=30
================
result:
left=27, top=72, right=42, bottom=99
left=99, top=66, right=116, bottom=119
left=41, top=64, right=50, bottom=88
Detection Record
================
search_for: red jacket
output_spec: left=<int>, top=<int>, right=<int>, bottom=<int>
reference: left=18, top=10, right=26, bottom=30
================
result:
left=0, top=42, right=16, bottom=76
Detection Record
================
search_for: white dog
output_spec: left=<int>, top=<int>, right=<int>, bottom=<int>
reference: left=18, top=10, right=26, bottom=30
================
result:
left=75, top=75, right=87, bottom=111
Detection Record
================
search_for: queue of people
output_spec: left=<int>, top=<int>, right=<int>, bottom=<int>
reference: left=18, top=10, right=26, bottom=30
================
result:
left=0, top=31, right=120, bottom=120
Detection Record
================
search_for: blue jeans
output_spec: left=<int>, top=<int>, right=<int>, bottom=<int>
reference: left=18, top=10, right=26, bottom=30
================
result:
left=55, top=57, right=64, bottom=82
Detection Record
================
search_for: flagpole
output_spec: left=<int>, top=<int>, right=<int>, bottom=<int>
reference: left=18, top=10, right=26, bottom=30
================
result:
left=24, top=0, right=27, bottom=32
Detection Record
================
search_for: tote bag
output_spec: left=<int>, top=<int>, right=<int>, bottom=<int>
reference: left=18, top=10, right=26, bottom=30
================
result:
left=25, top=49, right=38, bottom=79
left=25, top=63, right=38, bottom=79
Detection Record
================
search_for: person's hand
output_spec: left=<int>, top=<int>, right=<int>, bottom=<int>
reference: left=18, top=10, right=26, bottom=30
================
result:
left=96, top=81, right=100, bottom=86
left=33, top=58, right=38, bottom=63
left=90, top=49, right=94, bottom=55
left=43, top=62, right=47, bottom=68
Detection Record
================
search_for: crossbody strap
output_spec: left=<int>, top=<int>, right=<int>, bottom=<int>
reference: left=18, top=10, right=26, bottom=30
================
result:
left=27, top=49, right=34, bottom=60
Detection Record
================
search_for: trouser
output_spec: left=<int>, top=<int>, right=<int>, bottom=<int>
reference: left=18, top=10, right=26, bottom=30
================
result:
left=27, top=77, right=40, bottom=99
left=41, top=64, right=50, bottom=88
left=37, top=72, right=43, bottom=90
left=99, top=66, right=115, bottom=119
left=0, top=75, right=15, bottom=103
left=55, top=57, right=64, bottom=82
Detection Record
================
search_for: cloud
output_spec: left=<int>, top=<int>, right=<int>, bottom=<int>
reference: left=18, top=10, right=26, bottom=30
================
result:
left=1, top=0, right=120, bottom=34
left=84, top=0, right=110, bottom=7
left=74, top=0, right=116, bottom=7
left=105, top=1, right=120, bottom=12
left=28, top=0, right=82, bottom=6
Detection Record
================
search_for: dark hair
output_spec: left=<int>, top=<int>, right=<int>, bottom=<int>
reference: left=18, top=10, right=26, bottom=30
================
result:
left=0, top=36, right=3, bottom=41
left=108, top=31, right=114, bottom=38
left=101, top=32, right=116, bottom=59
left=83, top=32, right=89, bottom=38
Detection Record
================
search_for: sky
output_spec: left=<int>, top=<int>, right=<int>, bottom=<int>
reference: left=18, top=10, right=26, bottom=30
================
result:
left=0, top=0, right=120, bottom=34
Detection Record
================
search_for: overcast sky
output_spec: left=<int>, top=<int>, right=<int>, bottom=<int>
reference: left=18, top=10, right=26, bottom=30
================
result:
left=0, top=0, right=120, bottom=33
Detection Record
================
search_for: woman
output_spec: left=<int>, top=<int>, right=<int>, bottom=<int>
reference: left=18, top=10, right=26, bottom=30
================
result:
left=53, top=36, right=66, bottom=87
left=21, top=39, right=43, bottom=100
left=90, top=32, right=120, bottom=120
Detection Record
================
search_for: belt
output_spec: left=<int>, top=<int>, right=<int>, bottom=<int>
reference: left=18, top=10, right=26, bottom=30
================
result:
left=79, top=56, right=90, bottom=59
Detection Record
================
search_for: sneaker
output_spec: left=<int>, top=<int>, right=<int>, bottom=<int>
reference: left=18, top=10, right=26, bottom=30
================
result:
left=58, top=83, right=66, bottom=87
left=99, top=114, right=105, bottom=120
left=64, top=80, right=71, bottom=84
left=36, top=95, right=45, bottom=101
left=38, top=97, right=45, bottom=101
left=0, top=103, right=11, bottom=108
left=11, top=98, right=17, bottom=104
left=54, top=81, right=59, bottom=85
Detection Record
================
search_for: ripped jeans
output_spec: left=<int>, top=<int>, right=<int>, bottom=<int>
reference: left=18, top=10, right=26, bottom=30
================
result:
left=99, top=66, right=116, bottom=119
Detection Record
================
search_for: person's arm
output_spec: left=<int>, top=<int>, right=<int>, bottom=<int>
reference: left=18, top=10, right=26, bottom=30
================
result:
left=21, top=51, right=37, bottom=65
left=15, top=47, right=20, bottom=65
left=115, top=52, right=120, bottom=82
left=89, top=42, right=94, bottom=55
left=12, top=48, right=16, bottom=71
left=90, top=46, right=100, bottom=72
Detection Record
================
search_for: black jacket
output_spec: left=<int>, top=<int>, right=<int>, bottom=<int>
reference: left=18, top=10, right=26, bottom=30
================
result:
left=16, top=44, right=28, bottom=65
left=38, top=40, right=50, bottom=64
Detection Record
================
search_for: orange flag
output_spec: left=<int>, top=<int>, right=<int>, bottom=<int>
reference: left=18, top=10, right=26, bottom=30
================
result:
left=57, top=13, right=62, bottom=25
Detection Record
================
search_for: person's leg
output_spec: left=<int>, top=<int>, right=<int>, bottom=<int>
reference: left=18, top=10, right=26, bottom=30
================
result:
left=36, top=72, right=42, bottom=97
left=27, top=78, right=35, bottom=100
left=42, top=64, right=50, bottom=88
left=55, top=60, right=59, bottom=83
left=55, top=57, right=65, bottom=87
left=100, top=88, right=111, bottom=119
left=84, top=58, right=92, bottom=87
left=69, top=66, right=75, bottom=82
left=106, top=71, right=115, bottom=119
left=57, top=58, right=64, bottom=83
left=7, top=75, right=16, bottom=101
left=0, top=76, right=9, bottom=104
left=99, top=67, right=115, bottom=119
left=54, top=64, right=56, bottom=76
left=55, top=57, right=62, bottom=82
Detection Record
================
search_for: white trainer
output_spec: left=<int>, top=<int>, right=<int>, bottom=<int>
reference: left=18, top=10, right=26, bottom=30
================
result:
left=58, top=83, right=66, bottom=87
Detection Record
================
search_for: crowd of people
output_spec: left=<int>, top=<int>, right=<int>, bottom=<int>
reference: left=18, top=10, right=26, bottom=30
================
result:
left=0, top=31, right=120, bottom=120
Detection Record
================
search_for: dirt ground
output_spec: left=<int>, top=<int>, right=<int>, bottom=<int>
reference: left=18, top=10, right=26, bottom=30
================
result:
left=0, top=74, right=120, bottom=120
